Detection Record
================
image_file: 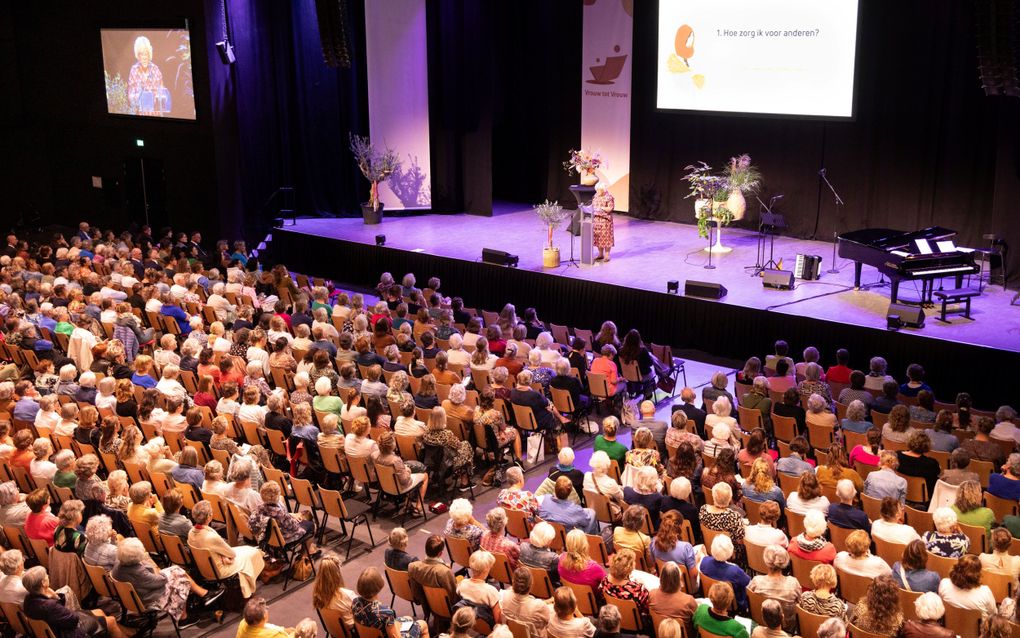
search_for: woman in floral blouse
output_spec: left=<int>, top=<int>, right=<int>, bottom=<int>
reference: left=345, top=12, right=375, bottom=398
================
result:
left=353, top=567, right=429, bottom=638
left=247, top=481, right=316, bottom=552
left=923, top=507, right=970, bottom=558
left=474, top=389, right=520, bottom=459
left=599, top=549, right=650, bottom=615
left=497, top=466, right=540, bottom=520
left=422, top=407, right=473, bottom=489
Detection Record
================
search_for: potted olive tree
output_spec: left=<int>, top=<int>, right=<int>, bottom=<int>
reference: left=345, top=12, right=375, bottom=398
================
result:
left=349, top=133, right=400, bottom=225
left=535, top=199, right=572, bottom=268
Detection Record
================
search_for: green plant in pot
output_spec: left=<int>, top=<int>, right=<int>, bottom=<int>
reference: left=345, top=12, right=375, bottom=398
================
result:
left=682, top=162, right=729, bottom=239
left=535, top=199, right=572, bottom=268
left=349, top=133, right=400, bottom=225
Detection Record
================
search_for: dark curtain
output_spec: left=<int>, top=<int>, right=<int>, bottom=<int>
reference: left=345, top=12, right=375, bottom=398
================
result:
left=629, top=0, right=1020, bottom=280
left=210, top=0, right=368, bottom=239
left=426, top=0, right=494, bottom=215
left=491, top=1, right=582, bottom=206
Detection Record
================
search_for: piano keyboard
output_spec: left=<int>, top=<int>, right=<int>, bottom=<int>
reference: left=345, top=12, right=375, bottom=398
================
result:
left=908, top=265, right=976, bottom=276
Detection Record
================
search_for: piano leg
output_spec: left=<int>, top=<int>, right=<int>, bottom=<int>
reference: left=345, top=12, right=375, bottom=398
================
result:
left=890, top=280, right=899, bottom=303
left=954, top=274, right=964, bottom=289
left=853, top=262, right=862, bottom=289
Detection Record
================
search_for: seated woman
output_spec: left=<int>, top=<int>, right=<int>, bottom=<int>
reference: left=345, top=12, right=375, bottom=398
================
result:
left=443, top=498, right=485, bottom=552
left=838, top=370, right=873, bottom=409
left=909, top=390, right=937, bottom=424
left=847, top=575, right=903, bottom=637
left=797, top=563, right=846, bottom=620
left=83, top=515, right=119, bottom=568
left=458, top=550, right=503, bottom=626
left=815, top=446, right=863, bottom=494
left=248, top=481, right=316, bottom=553
left=188, top=500, right=265, bottom=597
left=775, top=436, right=815, bottom=476
left=700, top=535, right=751, bottom=614
left=900, top=592, right=955, bottom=638
left=705, top=396, right=740, bottom=447
left=312, top=554, right=357, bottom=631
left=840, top=399, right=872, bottom=435
left=805, top=393, right=837, bottom=431
left=476, top=507, right=518, bottom=572
left=882, top=405, right=913, bottom=444
left=872, top=497, right=921, bottom=544
left=651, top=510, right=698, bottom=577
left=52, top=499, right=87, bottom=555
left=509, top=369, right=561, bottom=432
left=924, top=506, right=971, bottom=558
left=925, top=410, right=960, bottom=453
left=650, top=562, right=699, bottom=635
left=744, top=500, right=788, bottom=549
left=599, top=549, right=651, bottom=616
left=937, top=554, right=997, bottom=619
left=849, top=428, right=883, bottom=469
left=625, top=427, right=665, bottom=483
left=374, top=432, right=428, bottom=517
left=558, top=528, right=605, bottom=589
left=788, top=510, right=836, bottom=563
left=474, top=388, right=520, bottom=460
left=422, top=407, right=474, bottom=490
left=699, top=483, right=746, bottom=564
left=584, top=450, right=625, bottom=521
left=748, top=545, right=802, bottom=633
left=546, top=586, right=597, bottom=638
left=613, top=505, right=653, bottom=569
left=785, top=472, right=829, bottom=515
left=497, top=466, right=540, bottom=520
left=953, top=479, right=996, bottom=537
left=661, top=477, right=700, bottom=544
left=22, top=566, right=124, bottom=638
left=441, top=384, right=474, bottom=428
left=834, top=530, right=892, bottom=577
left=443, top=608, right=477, bottom=638
left=736, top=429, right=776, bottom=475
left=693, top=582, right=750, bottom=638
left=352, top=567, right=429, bottom=638
left=891, top=539, right=940, bottom=593
left=112, top=537, right=221, bottom=627
left=740, top=378, right=773, bottom=436
left=623, top=466, right=663, bottom=529
left=773, top=387, right=806, bottom=435
left=519, top=522, right=561, bottom=587
left=702, top=448, right=742, bottom=503
left=741, top=457, right=785, bottom=511
left=897, top=431, right=942, bottom=497
left=704, top=423, right=737, bottom=460
left=24, top=487, right=59, bottom=547
left=413, top=374, right=440, bottom=409
left=980, top=527, right=1020, bottom=584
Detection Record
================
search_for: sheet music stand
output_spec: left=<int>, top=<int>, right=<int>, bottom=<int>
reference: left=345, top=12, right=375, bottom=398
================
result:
left=753, top=210, right=786, bottom=275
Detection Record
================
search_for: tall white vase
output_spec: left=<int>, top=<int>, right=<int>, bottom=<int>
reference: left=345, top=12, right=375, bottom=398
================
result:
left=727, top=189, right=746, bottom=221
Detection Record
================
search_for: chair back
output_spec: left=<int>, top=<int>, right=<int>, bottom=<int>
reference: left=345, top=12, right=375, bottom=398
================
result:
left=347, top=454, right=377, bottom=485
left=549, top=386, right=576, bottom=415
left=743, top=498, right=762, bottom=525
left=972, top=459, right=994, bottom=487
left=586, top=533, right=610, bottom=567
left=226, top=501, right=259, bottom=544
left=317, top=608, right=353, bottom=638
left=384, top=567, right=417, bottom=606
left=958, top=520, right=987, bottom=554
left=807, top=422, right=835, bottom=450
left=786, top=509, right=807, bottom=538
left=489, top=551, right=514, bottom=586
left=898, top=472, right=929, bottom=504
left=353, top=622, right=385, bottom=638
left=505, top=507, right=532, bottom=541
left=159, top=533, right=193, bottom=568
left=896, top=587, right=923, bottom=622
left=986, top=491, right=1020, bottom=521
left=130, top=519, right=164, bottom=555
left=511, top=403, right=540, bottom=433
left=925, top=551, right=958, bottom=578
left=772, top=414, right=797, bottom=442
left=564, top=581, right=599, bottom=616
left=746, top=588, right=768, bottom=627
left=860, top=493, right=883, bottom=521
left=827, top=523, right=854, bottom=548
left=422, top=585, right=453, bottom=619
left=110, top=577, right=147, bottom=615
left=584, top=489, right=616, bottom=525
left=905, top=505, right=935, bottom=533
left=873, top=536, right=908, bottom=565
left=850, top=623, right=889, bottom=638
left=777, top=472, right=800, bottom=497
left=445, top=535, right=473, bottom=571
left=745, top=539, right=768, bottom=574
left=603, top=593, right=642, bottom=632
left=981, top=568, right=1014, bottom=601
left=843, top=429, right=869, bottom=450
left=700, top=525, right=729, bottom=553
left=737, top=406, right=763, bottom=431
left=525, top=565, right=554, bottom=598
left=943, top=600, right=984, bottom=638
left=796, top=605, right=831, bottom=638
left=698, top=571, right=734, bottom=607
left=265, top=428, right=289, bottom=459
left=26, top=617, right=58, bottom=638
left=82, top=560, right=114, bottom=598
left=587, top=372, right=612, bottom=399
left=836, top=566, right=872, bottom=605
left=0, top=602, right=29, bottom=636
left=374, top=461, right=409, bottom=498
left=790, top=554, right=821, bottom=590
left=28, top=538, right=49, bottom=569
left=506, top=619, right=530, bottom=638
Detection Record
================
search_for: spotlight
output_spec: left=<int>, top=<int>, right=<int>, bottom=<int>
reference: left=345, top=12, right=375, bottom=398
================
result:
left=375, top=234, right=386, bottom=247
left=666, top=280, right=679, bottom=294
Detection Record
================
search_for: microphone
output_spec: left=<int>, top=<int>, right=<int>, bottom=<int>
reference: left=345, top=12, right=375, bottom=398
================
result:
left=818, top=168, right=827, bottom=177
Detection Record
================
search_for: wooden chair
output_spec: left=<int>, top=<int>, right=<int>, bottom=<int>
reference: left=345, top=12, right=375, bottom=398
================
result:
left=445, top=535, right=473, bottom=573
left=772, top=414, right=797, bottom=443
left=843, top=429, right=869, bottom=451
left=505, top=507, right=532, bottom=541
left=319, top=487, right=375, bottom=559
left=972, top=459, right=994, bottom=487
left=925, top=551, right=958, bottom=578
left=564, top=581, right=599, bottom=616
left=786, top=509, right=807, bottom=538
left=807, top=422, right=835, bottom=451
left=942, top=600, right=984, bottom=638
left=737, top=406, right=763, bottom=432
left=790, top=554, right=821, bottom=590
left=958, top=521, right=987, bottom=555
left=904, top=505, right=935, bottom=533
left=745, top=539, right=769, bottom=574
left=603, top=593, right=642, bottom=632
left=505, top=619, right=530, bottom=638
left=860, top=493, right=883, bottom=521
left=836, top=566, right=872, bottom=605
left=873, top=536, right=908, bottom=566
left=981, top=568, right=1014, bottom=602
left=700, top=526, right=730, bottom=553
left=384, top=567, right=419, bottom=615
left=111, top=576, right=182, bottom=638
left=375, top=461, right=427, bottom=526
left=746, top=588, right=768, bottom=627
left=524, top=565, right=554, bottom=598
left=318, top=608, right=354, bottom=638
left=777, top=472, right=800, bottom=497
left=827, top=523, right=854, bottom=548
left=490, top=551, right=515, bottom=587
left=743, top=498, right=763, bottom=525
left=987, top=491, right=1020, bottom=522
left=850, top=623, right=890, bottom=638
left=586, top=533, right=610, bottom=567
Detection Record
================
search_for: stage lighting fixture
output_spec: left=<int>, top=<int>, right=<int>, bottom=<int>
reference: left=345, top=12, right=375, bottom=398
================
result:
left=375, top=234, right=386, bottom=246
left=666, top=280, right=679, bottom=294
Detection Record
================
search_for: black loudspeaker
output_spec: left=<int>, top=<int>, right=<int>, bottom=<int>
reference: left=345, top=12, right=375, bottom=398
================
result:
left=684, top=280, right=727, bottom=299
left=482, top=248, right=519, bottom=267
left=763, top=269, right=795, bottom=290
left=887, top=303, right=926, bottom=329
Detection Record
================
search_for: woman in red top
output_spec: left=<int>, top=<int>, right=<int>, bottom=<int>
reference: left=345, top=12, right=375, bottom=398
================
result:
left=192, top=375, right=218, bottom=410
left=787, top=510, right=837, bottom=564
left=590, top=345, right=621, bottom=395
left=24, top=488, right=59, bottom=547
left=11, top=430, right=34, bottom=470
left=196, top=348, right=221, bottom=385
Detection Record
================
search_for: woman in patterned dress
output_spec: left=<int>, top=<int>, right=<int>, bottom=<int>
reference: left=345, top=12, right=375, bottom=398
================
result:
left=592, top=183, right=615, bottom=262
left=127, top=36, right=165, bottom=116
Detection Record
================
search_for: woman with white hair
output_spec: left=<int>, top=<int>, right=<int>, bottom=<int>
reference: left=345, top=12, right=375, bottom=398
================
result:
left=445, top=333, right=471, bottom=367
left=456, top=550, right=503, bottom=624
left=510, top=369, right=561, bottom=432
left=900, top=591, right=954, bottom=638
left=443, top=498, right=485, bottom=551
left=497, top=466, right=540, bottom=519
left=188, top=500, right=265, bottom=597
left=623, top=465, right=664, bottom=528
left=797, top=362, right=833, bottom=408
left=748, top=545, right=802, bottom=632
left=82, top=514, right=118, bottom=568
left=834, top=530, right=891, bottom=577
left=29, top=438, right=56, bottom=485
left=805, top=393, right=837, bottom=429
left=519, top=522, right=561, bottom=586
left=0, top=481, right=27, bottom=528
left=583, top=450, right=625, bottom=517
left=700, top=534, right=751, bottom=613
left=533, top=331, right=561, bottom=365
left=704, top=396, right=739, bottom=444
left=924, top=506, right=970, bottom=557
left=841, top=399, right=871, bottom=434
left=312, top=376, right=343, bottom=417
left=699, top=482, right=747, bottom=562
left=441, top=383, right=474, bottom=426
left=704, top=422, right=737, bottom=459
left=54, top=364, right=79, bottom=397
left=243, top=360, right=273, bottom=401
left=788, top=509, right=836, bottom=563
left=155, top=364, right=188, bottom=405
left=701, top=371, right=734, bottom=409
left=525, top=349, right=555, bottom=390
left=864, top=356, right=895, bottom=390
left=74, top=371, right=98, bottom=405
left=112, top=537, right=220, bottom=625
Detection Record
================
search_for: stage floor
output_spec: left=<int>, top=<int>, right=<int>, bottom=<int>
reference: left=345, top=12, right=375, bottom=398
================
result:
left=282, top=207, right=1019, bottom=354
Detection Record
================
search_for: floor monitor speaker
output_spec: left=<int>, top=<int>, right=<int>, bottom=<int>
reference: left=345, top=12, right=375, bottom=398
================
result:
left=684, top=280, right=727, bottom=299
left=763, top=269, right=795, bottom=290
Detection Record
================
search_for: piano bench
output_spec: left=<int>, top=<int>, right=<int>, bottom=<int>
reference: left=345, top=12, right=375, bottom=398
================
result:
left=933, top=288, right=979, bottom=322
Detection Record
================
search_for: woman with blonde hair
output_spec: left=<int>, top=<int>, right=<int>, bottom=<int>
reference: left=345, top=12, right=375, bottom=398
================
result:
left=797, top=563, right=846, bottom=620
left=312, top=554, right=356, bottom=629
left=469, top=337, right=496, bottom=371
left=834, top=530, right=891, bottom=577
left=953, top=479, right=996, bottom=536
left=422, top=406, right=473, bottom=489
left=815, top=445, right=863, bottom=493
left=741, top=456, right=785, bottom=509
left=599, top=549, right=650, bottom=616
left=558, top=528, right=605, bottom=588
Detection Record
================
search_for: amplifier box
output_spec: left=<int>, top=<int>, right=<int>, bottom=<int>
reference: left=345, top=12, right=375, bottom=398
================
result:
left=763, top=269, right=795, bottom=290
left=685, top=280, right=727, bottom=299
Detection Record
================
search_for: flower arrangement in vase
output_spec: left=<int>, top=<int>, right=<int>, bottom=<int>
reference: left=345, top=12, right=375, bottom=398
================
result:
left=682, top=161, right=730, bottom=239
left=723, top=153, right=762, bottom=220
left=349, top=133, right=400, bottom=224
left=562, top=148, right=604, bottom=186
left=534, top=199, right=572, bottom=267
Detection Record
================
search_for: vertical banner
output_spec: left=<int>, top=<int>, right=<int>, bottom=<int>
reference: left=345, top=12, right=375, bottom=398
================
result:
left=581, top=0, right=634, bottom=212
left=364, top=0, right=431, bottom=210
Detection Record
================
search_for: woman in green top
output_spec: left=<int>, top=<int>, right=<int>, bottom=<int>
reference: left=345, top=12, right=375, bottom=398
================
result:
left=53, top=499, right=86, bottom=555
left=693, top=582, right=749, bottom=638
left=594, top=416, right=627, bottom=470
left=952, top=479, right=996, bottom=538
left=51, top=450, right=77, bottom=489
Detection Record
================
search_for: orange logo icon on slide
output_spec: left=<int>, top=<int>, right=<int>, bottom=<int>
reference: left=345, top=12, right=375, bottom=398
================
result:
left=667, top=25, right=695, bottom=74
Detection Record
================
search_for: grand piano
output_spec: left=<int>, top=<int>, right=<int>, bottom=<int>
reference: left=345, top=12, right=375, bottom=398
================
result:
left=838, top=226, right=979, bottom=304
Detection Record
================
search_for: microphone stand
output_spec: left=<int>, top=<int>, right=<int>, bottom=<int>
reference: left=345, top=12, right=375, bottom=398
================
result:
left=819, top=169, right=843, bottom=275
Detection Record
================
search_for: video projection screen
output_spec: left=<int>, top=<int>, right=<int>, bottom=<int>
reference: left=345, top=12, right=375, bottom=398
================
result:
left=657, top=0, right=859, bottom=118
left=101, top=28, right=196, bottom=120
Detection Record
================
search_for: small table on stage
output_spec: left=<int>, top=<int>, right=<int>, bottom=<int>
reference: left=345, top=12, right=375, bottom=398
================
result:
left=569, top=185, right=596, bottom=266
